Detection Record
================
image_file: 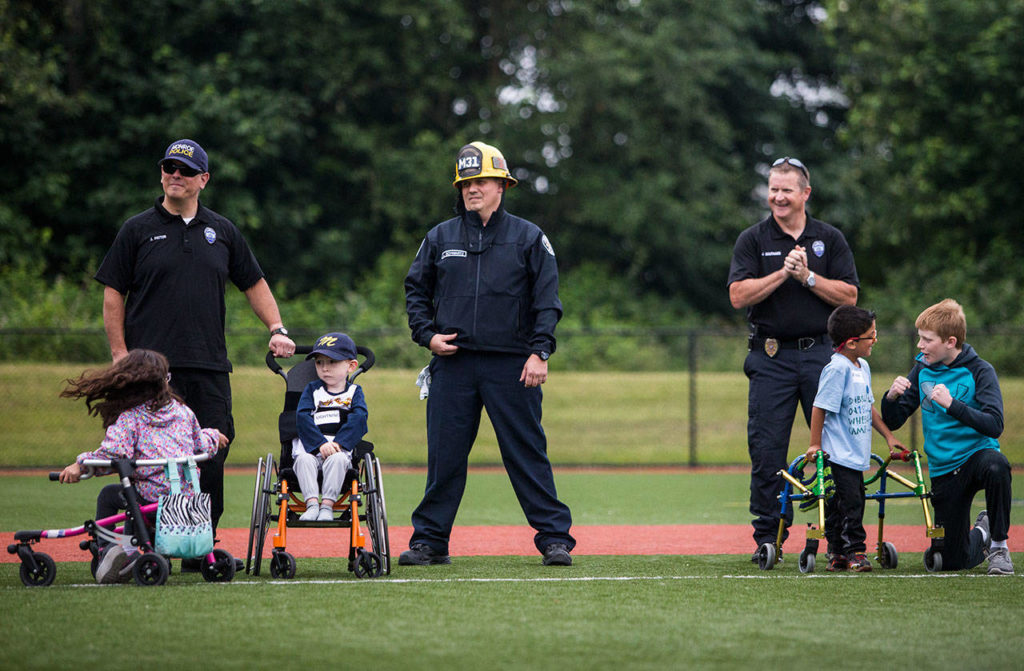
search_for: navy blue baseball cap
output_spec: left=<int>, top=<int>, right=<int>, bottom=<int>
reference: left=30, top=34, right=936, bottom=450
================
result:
left=307, top=332, right=358, bottom=361
left=159, top=139, right=209, bottom=173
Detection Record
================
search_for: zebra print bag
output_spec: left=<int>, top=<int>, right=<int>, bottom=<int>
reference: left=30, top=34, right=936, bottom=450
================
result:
left=154, top=457, right=214, bottom=558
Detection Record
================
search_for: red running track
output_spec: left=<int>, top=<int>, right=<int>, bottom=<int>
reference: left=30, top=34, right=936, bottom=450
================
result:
left=5, top=524, right=1023, bottom=563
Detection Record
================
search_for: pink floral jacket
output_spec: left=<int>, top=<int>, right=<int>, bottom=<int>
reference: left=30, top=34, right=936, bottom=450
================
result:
left=76, top=400, right=220, bottom=502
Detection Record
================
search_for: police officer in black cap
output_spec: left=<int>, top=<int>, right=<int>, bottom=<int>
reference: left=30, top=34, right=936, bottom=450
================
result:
left=95, top=139, right=296, bottom=571
left=402, top=141, right=575, bottom=567
left=727, top=157, right=860, bottom=560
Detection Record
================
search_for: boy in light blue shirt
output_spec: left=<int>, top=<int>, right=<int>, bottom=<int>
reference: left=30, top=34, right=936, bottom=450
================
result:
left=806, top=305, right=905, bottom=572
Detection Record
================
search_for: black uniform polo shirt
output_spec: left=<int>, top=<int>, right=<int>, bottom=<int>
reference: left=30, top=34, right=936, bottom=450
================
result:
left=95, top=197, right=265, bottom=371
left=727, top=214, right=859, bottom=340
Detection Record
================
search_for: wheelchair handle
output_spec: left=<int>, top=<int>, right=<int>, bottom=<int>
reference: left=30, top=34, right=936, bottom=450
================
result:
left=49, top=453, right=213, bottom=482
left=265, top=345, right=375, bottom=381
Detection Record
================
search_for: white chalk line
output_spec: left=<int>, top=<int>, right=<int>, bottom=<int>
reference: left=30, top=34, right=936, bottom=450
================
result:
left=13, top=572, right=1022, bottom=589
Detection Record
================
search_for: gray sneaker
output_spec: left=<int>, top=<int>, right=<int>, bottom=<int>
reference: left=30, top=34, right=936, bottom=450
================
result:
left=95, top=544, right=129, bottom=584
left=974, top=510, right=991, bottom=552
left=987, top=547, right=1014, bottom=576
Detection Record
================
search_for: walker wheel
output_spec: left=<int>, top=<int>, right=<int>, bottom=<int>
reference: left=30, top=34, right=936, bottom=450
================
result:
left=132, top=553, right=170, bottom=586
left=757, top=543, right=777, bottom=571
left=924, top=546, right=942, bottom=573
left=798, top=549, right=816, bottom=574
left=880, top=542, right=898, bottom=569
left=201, top=548, right=237, bottom=582
left=269, top=551, right=296, bottom=579
left=20, top=552, right=57, bottom=587
left=353, top=549, right=383, bottom=579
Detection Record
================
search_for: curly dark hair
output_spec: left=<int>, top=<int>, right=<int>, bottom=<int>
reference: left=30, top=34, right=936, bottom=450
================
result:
left=60, top=349, right=181, bottom=428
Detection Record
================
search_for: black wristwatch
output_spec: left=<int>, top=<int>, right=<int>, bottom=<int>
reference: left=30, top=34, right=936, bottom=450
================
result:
left=534, top=350, right=550, bottom=361
left=270, top=326, right=289, bottom=337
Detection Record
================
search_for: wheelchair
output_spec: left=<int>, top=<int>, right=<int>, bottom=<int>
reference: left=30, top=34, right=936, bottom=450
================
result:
left=756, top=448, right=945, bottom=573
left=245, top=344, right=390, bottom=579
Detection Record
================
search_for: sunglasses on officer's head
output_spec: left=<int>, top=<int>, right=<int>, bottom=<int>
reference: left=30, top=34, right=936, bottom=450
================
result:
left=161, top=161, right=203, bottom=177
left=771, top=157, right=809, bottom=179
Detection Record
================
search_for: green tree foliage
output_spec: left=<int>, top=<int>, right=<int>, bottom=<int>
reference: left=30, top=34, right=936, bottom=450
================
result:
left=1, top=0, right=841, bottom=319
left=464, top=0, right=844, bottom=314
left=824, top=0, right=1024, bottom=324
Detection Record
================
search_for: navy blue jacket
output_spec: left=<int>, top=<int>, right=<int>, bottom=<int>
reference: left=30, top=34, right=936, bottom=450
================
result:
left=405, top=206, right=562, bottom=356
left=881, top=344, right=1003, bottom=477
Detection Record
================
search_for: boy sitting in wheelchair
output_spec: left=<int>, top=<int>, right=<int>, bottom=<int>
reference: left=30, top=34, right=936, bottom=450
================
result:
left=294, top=332, right=369, bottom=521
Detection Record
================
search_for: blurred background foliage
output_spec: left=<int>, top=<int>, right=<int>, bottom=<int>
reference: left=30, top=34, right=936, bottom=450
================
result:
left=2, top=0, right=1023, bottom=343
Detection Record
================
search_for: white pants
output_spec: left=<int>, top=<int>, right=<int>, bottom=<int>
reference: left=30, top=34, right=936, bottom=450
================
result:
left=292, top=446, right=352, bottom=503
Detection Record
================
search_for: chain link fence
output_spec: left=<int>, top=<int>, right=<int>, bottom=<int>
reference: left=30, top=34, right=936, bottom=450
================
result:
left=3, top=327, right=1023, bottom=466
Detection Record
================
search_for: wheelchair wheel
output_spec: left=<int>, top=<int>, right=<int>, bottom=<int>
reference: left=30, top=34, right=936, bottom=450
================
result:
left=201, top=548, right=237, bottom=583
left=246, top=454, right=275, bottom=576
left=132, top=553, right=170, bottom=586
left=879, top=542, right=898, bottom=569
left=269, top=550, right=296, bottom=579
left=19, top=552, right=56, bottom=587
left=353, top=548, right=383, bottom=579
left=757, top=543, right=776, bottom=570
left=362, top=454, right=391, bottom=575
left=798, top=549, right=816, bottom=574
left=924, top=546, right=943, bottom=572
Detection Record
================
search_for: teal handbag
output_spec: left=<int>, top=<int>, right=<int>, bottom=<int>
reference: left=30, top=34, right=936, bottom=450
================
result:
left=154, top=456, right=214, bottom=558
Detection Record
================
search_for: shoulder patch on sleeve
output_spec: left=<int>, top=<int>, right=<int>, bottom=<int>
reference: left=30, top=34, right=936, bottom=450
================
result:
left=541, top=234, right=555, bottom=256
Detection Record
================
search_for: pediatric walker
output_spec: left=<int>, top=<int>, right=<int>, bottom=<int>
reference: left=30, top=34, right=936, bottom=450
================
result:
left=756, top=449, right=945, bottom=572
left=8, top=453, right=236, bottom=587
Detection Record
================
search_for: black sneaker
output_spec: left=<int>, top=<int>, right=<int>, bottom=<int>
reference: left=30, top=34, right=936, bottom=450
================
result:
left=543, top=543, right=572, bottom=566
left=398, top=543, right=451, bottom=566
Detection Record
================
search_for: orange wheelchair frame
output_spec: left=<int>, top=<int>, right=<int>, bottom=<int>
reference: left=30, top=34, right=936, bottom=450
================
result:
left=245, top=345, right=390, bottom=579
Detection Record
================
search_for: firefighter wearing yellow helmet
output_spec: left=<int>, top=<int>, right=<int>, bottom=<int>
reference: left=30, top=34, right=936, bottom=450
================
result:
left=402, top=141, right=575, bottom=568
left=452, top=141, right=518, bottom=188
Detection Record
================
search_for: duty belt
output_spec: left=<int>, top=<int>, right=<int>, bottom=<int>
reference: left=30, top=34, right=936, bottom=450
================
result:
left=748, top=334, right=827, bottom=358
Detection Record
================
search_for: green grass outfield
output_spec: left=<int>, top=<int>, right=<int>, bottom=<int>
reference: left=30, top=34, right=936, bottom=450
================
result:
left=5, top=364, right=1024, bottom=468
left=4, top=470, right=1023, bottom=670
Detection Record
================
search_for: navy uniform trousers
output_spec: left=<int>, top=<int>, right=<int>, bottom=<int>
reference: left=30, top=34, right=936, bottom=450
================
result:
left=410, top=350, right=575, bottom=555
left=745, top=342, right=831, bottom=547
left=169, top=368, right=234, bottom=535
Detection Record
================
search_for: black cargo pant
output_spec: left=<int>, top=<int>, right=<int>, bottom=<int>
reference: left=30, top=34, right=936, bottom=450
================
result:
left=931, top=448, right=1012, bottom=570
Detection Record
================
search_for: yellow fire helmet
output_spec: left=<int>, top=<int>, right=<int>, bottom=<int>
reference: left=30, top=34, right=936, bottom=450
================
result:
left=452, top=141, right=518, bottom=189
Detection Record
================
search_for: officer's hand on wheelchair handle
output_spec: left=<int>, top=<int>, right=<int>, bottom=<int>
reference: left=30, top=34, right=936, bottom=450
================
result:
left=269, top=333, right=296, bottom=358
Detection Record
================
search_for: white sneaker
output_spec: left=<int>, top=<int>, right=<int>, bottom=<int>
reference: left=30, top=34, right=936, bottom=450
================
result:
left=317, top=506, right=334, bottom=522
left=299, top=506, right=320, bottom=521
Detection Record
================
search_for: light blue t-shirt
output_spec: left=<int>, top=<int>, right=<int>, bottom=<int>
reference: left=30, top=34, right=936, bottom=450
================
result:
left=814, top=353, right=875, bottom=470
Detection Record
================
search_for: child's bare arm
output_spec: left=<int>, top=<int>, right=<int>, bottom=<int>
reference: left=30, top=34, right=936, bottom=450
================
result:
left=872, top=407, right=905, bottom=455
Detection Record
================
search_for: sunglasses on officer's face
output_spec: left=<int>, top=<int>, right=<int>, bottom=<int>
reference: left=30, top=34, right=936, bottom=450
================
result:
left=161, top=161, right=202, bottom=177
left=771, top=156, right=809, bottom=179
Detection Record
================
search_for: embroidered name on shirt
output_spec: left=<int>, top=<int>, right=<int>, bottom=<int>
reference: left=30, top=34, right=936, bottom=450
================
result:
left=762, top=250, right=782, bottom=256
left=441, top=249, right=468, bottom=260
left=149, top=234, right=168, bottom=242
